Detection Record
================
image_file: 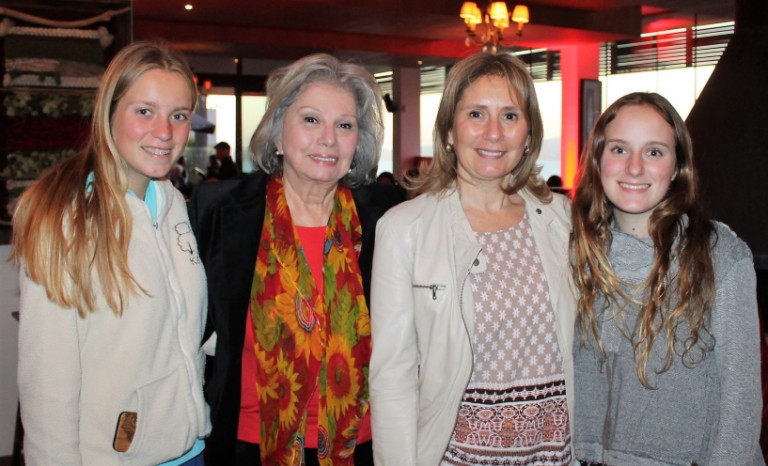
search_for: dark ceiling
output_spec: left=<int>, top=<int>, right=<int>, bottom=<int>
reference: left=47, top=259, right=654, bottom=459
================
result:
left=132, top=0, right=735, bottom=75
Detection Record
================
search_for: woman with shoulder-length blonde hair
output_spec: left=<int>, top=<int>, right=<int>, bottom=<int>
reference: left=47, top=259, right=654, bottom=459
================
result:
left=13, top=41, right=210, bottom=466
left=408, top=53, right=546, bottom=199
left=571, top=92, right=763, bottom=465
left=370, top=52, right=576, bottom=465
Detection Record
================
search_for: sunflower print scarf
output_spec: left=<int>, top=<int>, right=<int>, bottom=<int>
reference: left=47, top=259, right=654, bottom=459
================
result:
left=250, top=175, right=371, bottom=465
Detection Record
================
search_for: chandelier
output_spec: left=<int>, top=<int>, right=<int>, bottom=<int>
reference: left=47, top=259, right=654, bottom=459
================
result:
left=460, top=2, right=529, bottom=53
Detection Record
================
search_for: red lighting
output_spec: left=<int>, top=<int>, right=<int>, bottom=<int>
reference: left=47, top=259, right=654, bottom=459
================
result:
left=644, top=18, right=693, bottom=34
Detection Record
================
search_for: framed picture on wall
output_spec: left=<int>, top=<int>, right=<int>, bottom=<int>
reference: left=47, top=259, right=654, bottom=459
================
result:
left=580, top=79, right=602, bottom=154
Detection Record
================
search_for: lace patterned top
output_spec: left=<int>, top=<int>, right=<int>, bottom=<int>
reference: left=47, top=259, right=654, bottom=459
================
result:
left=442, top=215, right=571, bottom=465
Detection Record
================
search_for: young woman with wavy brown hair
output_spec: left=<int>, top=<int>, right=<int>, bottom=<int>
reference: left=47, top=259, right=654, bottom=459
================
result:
left=571, top=92, right=763, bottom=465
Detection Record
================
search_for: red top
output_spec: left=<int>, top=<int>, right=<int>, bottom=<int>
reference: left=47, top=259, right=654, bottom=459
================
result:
left=238, top=225, right=371, bottom=446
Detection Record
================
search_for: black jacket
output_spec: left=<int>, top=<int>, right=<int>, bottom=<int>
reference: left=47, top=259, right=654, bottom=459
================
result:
left=217, top=156, right=240, bottom=180
left=188, top=171, right=403, bottom=464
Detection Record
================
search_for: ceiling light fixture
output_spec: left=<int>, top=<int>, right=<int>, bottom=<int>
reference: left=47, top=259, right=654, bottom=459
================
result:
left=184, top=4, right=193, bottom=11
left=460, top=2, right=529, bottom=54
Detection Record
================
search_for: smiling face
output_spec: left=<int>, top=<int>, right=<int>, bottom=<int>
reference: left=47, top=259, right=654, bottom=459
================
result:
left=600, top=104, right=678, bottom=235
left=277, top=82, right=359, bottom=190
left=111, top=68, right=193, bottom=198
left=450, top=74, right=530, bottom=190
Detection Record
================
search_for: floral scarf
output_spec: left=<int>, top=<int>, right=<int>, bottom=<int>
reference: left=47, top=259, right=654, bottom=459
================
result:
left=250, top=175, right=371, bottom=465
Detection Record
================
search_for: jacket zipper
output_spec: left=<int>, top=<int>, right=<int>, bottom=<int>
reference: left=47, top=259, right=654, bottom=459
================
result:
left=412, top=283, right=445, bottom=300
left=442, top=249, right=482, bottom=455
left=458, top=252, right=478, bottom=366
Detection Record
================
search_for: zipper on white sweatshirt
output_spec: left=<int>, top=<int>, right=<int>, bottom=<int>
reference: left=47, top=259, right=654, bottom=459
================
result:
left=149, top=217, right=205, bottom=429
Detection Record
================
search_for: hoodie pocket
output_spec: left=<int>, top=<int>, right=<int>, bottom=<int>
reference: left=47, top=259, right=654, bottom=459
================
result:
left=118, top=364, right=195, bottom=466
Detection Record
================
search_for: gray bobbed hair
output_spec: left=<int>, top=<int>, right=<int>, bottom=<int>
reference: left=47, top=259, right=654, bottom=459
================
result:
left=249, top=53, right=385, bottom=187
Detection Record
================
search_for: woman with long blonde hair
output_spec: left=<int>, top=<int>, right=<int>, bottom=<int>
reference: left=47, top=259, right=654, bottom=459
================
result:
left=571, top=92, right=763, bottom=465
left=13, top=41, right=210, bottom=465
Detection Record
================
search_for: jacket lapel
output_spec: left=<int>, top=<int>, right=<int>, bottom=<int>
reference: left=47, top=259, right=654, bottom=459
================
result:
left=523, top=192, right=569, bottom=324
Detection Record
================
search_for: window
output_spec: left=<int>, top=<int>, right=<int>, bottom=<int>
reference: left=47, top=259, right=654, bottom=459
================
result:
left=198, top=21, right=732, bottom=182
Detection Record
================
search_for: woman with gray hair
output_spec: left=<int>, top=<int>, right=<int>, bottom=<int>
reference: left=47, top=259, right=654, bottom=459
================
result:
left=369, top=52, right=576, bottom=465
left=190, top=53, right=399, bottom=465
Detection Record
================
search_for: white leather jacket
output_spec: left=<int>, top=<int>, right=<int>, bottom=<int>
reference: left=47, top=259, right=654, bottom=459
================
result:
left=369, top=187, right=576, bottom=466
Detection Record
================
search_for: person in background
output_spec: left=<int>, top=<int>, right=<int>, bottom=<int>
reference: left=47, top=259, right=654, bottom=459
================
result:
left=205, top=154, right=219, bottom=180
left=12, top=41, right=210, bottom=466
left=369, top=52, right=576, bottom=465
left=547, top=174, right=567, bottom=195
left=376, top=171, right=407, bottom=203
left=190, top=53, right=401, bottom=465
left=375, top=171, right=396, bottom=184
left=169, top=155, right=193, bottom=199
left=170, top=155, right=188, bottom=187
left=571, top=92, right=763, bottom=465
left=214, top=141, right=239, bottom=180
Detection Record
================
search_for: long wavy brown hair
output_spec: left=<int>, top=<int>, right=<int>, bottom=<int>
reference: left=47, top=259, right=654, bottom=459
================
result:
left=11, top=41, right=197, bottom=317
left=570, top=92, right=716, bottom=388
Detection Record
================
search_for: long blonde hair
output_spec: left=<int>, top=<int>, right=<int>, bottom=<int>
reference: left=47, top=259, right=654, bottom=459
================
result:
left=570, top=92, right=716, bottom=388
left=11, top=41, right=197, bottom=317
